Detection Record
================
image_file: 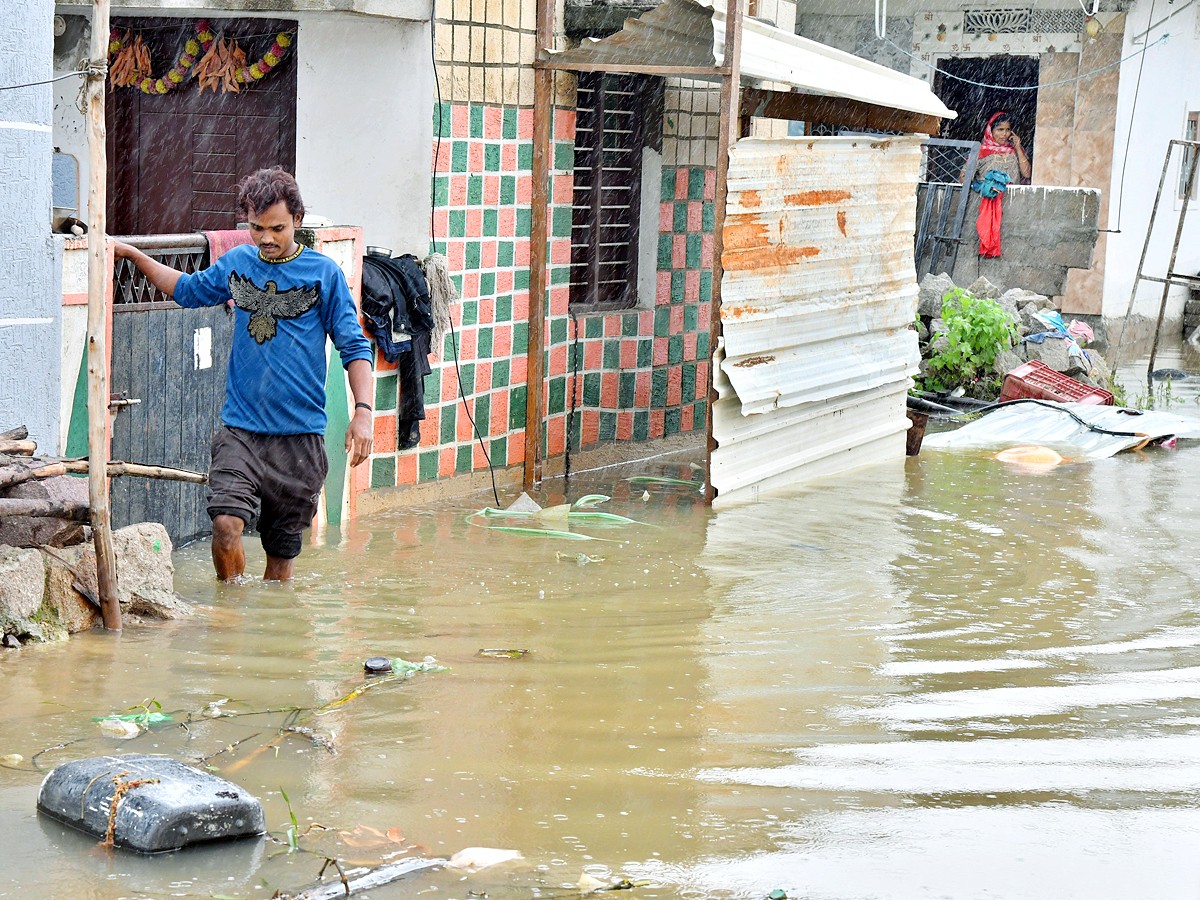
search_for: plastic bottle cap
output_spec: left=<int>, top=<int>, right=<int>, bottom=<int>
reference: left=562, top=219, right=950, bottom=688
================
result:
left=363, top=656, right=393, bottom=675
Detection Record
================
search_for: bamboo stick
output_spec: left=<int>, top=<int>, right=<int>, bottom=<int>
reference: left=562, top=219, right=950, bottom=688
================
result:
left=60, top=460, right=208, bottom=484
left=0, top=426, right=29, bottom=442
left=0, top=440, right=37, bottom=456
left=86, top=0, right=120, bottom=630
left=0, top=499, right=90, bottom=520
left=524, top=0, right=555, bottom=491
left=0, top=463, right=65, bottom=492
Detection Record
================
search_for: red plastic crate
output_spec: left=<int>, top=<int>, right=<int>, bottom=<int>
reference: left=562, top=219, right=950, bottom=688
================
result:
left=999, top=360, right=1114, bottom=405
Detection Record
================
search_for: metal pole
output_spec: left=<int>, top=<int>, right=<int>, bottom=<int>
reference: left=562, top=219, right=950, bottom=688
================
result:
left=1147, top=140, right=1199, bottom=390
left=1113, top=140, right=1173, bottom=371
left=86, top=0, right=121, bottom=630
left=703, top=0, right=743, bottom=503
left=524, top=0, right=555, bottom=491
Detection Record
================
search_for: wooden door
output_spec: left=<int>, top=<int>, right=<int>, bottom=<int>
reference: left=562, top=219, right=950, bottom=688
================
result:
left=107, top=17, right=297, bottom=235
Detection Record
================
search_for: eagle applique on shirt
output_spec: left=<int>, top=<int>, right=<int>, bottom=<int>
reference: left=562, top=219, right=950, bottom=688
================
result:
left=228, top=272, right=321, bottom=344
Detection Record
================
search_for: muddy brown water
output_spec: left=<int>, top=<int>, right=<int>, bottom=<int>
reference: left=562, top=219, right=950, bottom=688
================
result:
left=4, top=360, right=1200, bottom=899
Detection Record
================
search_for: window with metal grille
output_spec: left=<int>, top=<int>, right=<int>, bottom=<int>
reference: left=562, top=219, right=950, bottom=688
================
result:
left=570, top=72, right=663, bottom=310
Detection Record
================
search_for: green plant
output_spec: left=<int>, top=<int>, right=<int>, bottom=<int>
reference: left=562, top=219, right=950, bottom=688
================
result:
left=280, top=786, right=301, bottom=851
left=919, top=288, right=1018, bottom=394
left=126, top=698, right=163, bottom=728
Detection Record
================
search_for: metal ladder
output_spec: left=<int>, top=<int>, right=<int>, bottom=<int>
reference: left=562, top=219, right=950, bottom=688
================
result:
left=1115, top=138, right=1200, bottom=388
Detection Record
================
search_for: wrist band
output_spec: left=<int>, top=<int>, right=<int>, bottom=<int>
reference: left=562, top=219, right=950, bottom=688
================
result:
left=355, top=402, right=372, bottom=412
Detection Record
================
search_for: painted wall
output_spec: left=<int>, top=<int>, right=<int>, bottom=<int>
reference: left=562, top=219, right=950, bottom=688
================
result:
left=1102, top=0, right=1200, bottom=330
left=361, top=0, right=721, bottom=492
left=1, top=0, right=61, bottom=451
left=50, top=10, right=432, bottom=255
left=294, top=14, right=433, bottom=256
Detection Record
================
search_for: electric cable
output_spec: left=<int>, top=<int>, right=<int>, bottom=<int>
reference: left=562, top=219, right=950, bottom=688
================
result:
left=564, top=309, right=582, bottom=482
left=1109, top=0, right=1156, bottom=236
left=430, top=12, right=500, bottom=506
left=0, top=70, right=88, bottom=92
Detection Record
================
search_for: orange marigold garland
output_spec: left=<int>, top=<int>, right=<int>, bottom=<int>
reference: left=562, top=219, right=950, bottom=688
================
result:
left=108, top=19, right=214, bottom=94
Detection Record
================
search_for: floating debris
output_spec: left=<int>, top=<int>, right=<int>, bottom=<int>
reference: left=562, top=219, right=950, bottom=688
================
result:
left=556, top=551, right=606, bottom=565
left=477, top=648, right=530, bottom=659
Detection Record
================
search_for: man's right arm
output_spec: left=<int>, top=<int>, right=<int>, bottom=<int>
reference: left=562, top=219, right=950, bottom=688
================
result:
left=113, top=241, right=183, bottom=298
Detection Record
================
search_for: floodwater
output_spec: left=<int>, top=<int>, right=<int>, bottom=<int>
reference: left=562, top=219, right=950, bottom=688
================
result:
left=3, top=360, right=1200, bottom=899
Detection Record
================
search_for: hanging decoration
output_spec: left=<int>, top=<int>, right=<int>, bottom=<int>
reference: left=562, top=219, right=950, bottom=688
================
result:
left=107, top=20, right=293, bottom=96
left=108, top=20, right=214, bottom=94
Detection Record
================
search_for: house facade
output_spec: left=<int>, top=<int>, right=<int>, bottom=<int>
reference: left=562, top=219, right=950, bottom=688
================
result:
left=793, top=0, right=1199, bottom=339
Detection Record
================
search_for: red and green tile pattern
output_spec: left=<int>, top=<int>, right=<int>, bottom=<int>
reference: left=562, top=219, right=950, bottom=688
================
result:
left=368, top=101, right=716, bottom=489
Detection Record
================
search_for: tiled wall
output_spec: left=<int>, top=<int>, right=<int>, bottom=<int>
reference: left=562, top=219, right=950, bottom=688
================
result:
left=364, top=1, right=718, bottom=491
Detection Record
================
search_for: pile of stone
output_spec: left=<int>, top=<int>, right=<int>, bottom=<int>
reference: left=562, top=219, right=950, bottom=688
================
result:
left=916, top=272, right=1111, bottom=398
left=0, top=426, right=192, bottom=645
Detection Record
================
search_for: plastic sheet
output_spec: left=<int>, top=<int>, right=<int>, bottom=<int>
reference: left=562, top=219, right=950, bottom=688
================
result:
left=922, top=400, right=1200, bottom=459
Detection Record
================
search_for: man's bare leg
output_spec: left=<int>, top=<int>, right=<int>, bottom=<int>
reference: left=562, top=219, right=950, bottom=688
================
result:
left=212, top=514, right=247, bottom=582
left=263, top=555, right=295, bottom=582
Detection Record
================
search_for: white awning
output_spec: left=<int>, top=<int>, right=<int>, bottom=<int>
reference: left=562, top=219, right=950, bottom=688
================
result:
left=549, top=0, right=954, bottom=120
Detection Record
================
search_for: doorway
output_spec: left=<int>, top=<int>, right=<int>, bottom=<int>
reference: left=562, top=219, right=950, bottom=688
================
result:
left=934, top=55, right=1039, bottom=178
left=106, top=17, right=297, bottom=236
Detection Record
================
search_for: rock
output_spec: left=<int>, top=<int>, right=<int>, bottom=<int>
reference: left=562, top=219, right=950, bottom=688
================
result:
left=0, top=474, right=89, bottom=549
left=1084, top=349, right=1112, bottom=388
left=39, top=522, right=191, bottom=634
left=1020, top=303, right=1054, bottom=336
left=917, top=272, right=956, bottom=318
left=915, top=319, right=929, bottom=342
left=41, top=546, right=100, bottom=636
left=2, top=633, right=19, bottom=648
left=929, top=317, right=948, bottom=337
left=992, top=348, right=1026, bottom=378
left=967, top=276, right=1003, bottom=299
left=1020, top=335, right=1080, bottom=374
left=0, top=546, right=51, bottom=641
left=113, top=523, right=192, bottom=620
left=931, top=332, right=950, bottom=356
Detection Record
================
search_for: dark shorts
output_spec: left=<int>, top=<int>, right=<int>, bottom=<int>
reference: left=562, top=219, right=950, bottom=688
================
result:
left=208, top=426, right=328, bottom=560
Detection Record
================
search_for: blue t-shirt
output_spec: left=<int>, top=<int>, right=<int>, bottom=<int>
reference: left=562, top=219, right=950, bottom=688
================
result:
left=174, top=244, right=374, bottom=435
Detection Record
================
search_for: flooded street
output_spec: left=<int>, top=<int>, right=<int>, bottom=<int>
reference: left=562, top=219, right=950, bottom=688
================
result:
left=4, top=366, right=1200, bottom=898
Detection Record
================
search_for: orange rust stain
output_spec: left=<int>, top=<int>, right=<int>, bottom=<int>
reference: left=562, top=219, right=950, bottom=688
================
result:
left=733, top=355, right=776, bottom=368
left=836, top=210, right=848, bottom=237
left=784, top=189, right=852, bottom=207
left=724, top=304, right=769, bottom=319
left=740, top=190, right=762, bottom=208
left=723, top=219, right=771, bottom=251
left=722, top=245, right=820, bottom=271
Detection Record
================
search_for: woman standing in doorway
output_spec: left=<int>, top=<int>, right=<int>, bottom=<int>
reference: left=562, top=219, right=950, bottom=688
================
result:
left=974, top=111, right=1031, bottom=257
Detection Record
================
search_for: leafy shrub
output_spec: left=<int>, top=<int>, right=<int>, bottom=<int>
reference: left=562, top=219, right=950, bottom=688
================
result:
left=919, top=288, right=1018, bottom=394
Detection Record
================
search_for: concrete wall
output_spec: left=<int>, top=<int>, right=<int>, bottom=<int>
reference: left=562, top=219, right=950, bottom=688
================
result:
left=51, top=10, right=433, bottom=255
left=1102, top=0, right=1200, bottom=335
left=1, top=0, right=61, bottom=450
left=295, top=13, right=432, bottom=255
left=949, top=184, right=1101, bottom=299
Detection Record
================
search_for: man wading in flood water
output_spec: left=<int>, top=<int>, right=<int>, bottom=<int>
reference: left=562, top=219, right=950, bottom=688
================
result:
left=114, top=167, right=374, bottom=582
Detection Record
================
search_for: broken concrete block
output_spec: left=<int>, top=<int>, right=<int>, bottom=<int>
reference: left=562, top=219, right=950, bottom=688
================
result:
left=37, top=754, right=265, bottom=852
left=917, top=272, right=956, bottom=318
left=112, top=524, right=192, bottom=621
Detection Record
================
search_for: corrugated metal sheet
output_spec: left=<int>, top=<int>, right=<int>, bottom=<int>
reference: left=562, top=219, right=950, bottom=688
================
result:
left=711, top=136, right=924, bottom=503
left=549, top=0, right=954, bottom=119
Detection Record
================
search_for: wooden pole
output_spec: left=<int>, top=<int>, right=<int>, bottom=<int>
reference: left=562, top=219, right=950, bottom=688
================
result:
left=704, top=0, right=743, bottom=503
left=524, top=0, right=555, bottom=492
left=86, top=0, right=121, bottom=630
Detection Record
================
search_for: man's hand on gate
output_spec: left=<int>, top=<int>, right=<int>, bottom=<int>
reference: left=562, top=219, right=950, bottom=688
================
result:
left=346, top=408, right=373, bottom=467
